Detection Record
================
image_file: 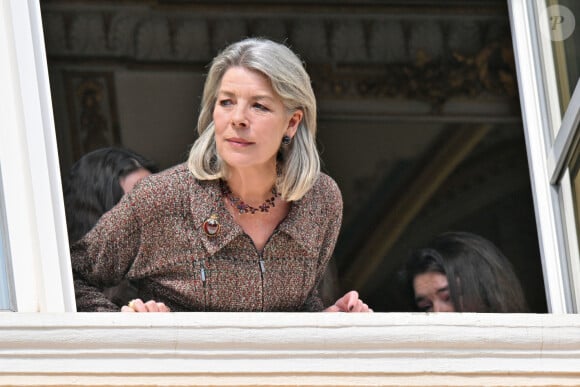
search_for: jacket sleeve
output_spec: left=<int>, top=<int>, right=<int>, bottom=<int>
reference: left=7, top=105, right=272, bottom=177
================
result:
left=302, top=176, right=343, bottom=311
left=70, top=191, right=142, bottom=312
left=73, top=277, right=119, bottom=312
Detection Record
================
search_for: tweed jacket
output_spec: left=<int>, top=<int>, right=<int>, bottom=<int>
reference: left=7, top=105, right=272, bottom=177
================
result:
left=72, top=163, right=343, bottom=312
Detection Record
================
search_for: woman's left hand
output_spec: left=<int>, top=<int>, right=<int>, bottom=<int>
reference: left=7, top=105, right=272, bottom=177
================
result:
left=121, top=298, right=171, bottom=313
left=324, top=290, right=373, bottom=312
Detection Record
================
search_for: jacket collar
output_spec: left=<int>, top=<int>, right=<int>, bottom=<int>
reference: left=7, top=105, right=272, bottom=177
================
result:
left=189, top=177, right=320, bottom=255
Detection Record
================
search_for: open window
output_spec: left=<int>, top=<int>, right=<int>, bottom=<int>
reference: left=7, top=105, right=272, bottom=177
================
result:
left=0, top=1, right=563, bottom=312
left=2, top=0, right=580, bottom=385
left=41, top=0, right=548, bottom=313
left=540, top=0, right=580, bottom=311
left=0, top=1, right=572, bottom=313
left=510, top=0, right=580, bottom=312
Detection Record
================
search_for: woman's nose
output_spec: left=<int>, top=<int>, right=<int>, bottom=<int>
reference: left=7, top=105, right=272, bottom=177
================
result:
left=231, top=105, right=248, bottom=127
left=432, top=300, right=454, bottom=312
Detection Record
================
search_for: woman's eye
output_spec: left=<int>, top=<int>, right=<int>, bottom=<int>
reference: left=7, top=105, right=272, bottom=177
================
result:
left=253, top=103, right=269, bottom=111
left=417, top=302, right=432, bottom=312
left=218, top=99, right=233, bottom=107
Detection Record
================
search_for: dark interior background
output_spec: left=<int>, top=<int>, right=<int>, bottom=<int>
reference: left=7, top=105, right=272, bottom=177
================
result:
left=41, top=0, right=547, bottom=312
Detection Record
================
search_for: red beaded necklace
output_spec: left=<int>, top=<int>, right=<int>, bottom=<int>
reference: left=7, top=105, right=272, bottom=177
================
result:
left=220, top=180, right=280, bottom=214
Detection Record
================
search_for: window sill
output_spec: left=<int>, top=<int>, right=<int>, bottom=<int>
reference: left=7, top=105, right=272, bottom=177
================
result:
left=1, top=312, right=579, bottom=386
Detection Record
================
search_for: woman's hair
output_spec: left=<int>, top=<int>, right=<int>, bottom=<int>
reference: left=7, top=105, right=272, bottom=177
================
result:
left=401, top=231, right=528, bottom=313
left=187, top=37, right=320, bottom=201
left=63, top=147, right=158, bottom=243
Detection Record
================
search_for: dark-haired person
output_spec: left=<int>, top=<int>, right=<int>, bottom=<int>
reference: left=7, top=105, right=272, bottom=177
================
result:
left=63, top=147, right=158, bottom=243
left=401, top=231, right=528, bottom=313
left=63, top=147, right=158, bottom=306
left=71, top=37, right=371, bottom=314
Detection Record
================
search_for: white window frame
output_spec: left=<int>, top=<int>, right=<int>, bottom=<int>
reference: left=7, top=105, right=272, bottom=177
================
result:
left=0, top=173, right=16, bottom=310
left=2, top=0, right=580, bottom=385
left=510, top=0, right=580, bottom=313
left=1, top=312, right=580, bottom=386
left=550, top=83, right=580, bottom=312
left=507, top=0, right=578, bottom=313
left=0, top=0, right=74, bottom=312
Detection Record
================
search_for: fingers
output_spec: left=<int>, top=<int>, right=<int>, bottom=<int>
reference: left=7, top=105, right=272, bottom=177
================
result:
left=156, top=302, right=171, bottom=312
left=345, top=290, right=359, bottom=311
left=351, top=299, right=373, bottom=313
left=323, top=304, right=341, bottom=312
left=121, top=298, right=171, bottom=313
left=326, top=290, right=373, bottom=313
left=331, top=290, right=356, bottom=311
left=343, top=297, right=368, bottom=312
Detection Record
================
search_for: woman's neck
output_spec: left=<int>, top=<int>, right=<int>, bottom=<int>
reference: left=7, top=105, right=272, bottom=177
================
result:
left=225, top=168, right=277, bottom=206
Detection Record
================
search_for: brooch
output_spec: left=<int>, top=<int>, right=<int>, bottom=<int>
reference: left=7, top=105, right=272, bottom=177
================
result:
left=202, top=214, right=220, bottom=237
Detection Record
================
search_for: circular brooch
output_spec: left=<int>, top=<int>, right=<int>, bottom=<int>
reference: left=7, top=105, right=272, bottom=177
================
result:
left=202, top=214, right=220, bottom=237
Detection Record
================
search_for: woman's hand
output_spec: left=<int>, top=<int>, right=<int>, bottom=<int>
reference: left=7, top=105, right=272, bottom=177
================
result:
left=324, top=290, right=373, bottom=313
left=121, top=298, right=171, bottom=312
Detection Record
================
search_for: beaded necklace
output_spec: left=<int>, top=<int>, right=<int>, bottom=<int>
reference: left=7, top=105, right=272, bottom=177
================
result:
left=220, top=180, right=280, bottom=214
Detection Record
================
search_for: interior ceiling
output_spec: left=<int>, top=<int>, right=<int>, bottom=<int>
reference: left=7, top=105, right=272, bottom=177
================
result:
left=41, top=0, right=545, bottom=312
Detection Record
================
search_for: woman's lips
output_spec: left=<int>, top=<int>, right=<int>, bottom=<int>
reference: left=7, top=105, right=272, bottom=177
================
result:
left=228, top=137, right=254, bottom=146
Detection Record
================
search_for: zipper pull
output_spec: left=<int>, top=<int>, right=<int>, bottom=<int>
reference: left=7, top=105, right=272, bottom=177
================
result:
left=259, top=259, right=266, bottom=273
left=200, top=267, right=206, bottom=287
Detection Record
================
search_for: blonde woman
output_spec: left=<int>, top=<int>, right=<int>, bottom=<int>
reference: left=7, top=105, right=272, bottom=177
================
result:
left=72, top=38, right=371, bottom=313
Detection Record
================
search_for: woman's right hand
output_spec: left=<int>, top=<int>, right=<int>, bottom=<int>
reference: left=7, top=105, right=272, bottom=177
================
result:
left=324, top=290, right=373, bottom=312
left=121, top=298, right=171, bottom=312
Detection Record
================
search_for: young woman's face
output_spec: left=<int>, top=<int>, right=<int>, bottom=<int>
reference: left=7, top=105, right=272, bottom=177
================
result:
left=212, top=66, right=302, bottom=173
left=412, top=271, right=455, bottom=312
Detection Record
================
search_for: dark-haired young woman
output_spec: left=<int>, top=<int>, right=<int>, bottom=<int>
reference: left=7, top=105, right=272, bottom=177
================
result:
left=401, top=231, right=528, bottom=313
left=63, top=147, right=158, bottom=243
left=63, top=147, right=158, bottom=306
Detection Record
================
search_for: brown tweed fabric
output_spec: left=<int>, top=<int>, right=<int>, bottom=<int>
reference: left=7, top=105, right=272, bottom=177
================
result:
left=71, top=163, right=343, bottom=312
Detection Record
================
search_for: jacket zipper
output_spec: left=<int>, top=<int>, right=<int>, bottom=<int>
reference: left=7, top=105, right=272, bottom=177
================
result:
left=257, top=230, right=281, bottom=311
left=200, top=259, right=207, bottom=311
left=259, top=257, right=266, bottom=311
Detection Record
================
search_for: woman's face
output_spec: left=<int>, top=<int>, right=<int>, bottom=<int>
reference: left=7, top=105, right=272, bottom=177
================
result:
left=212, top=66, right=302, bottom=174
left=120, top=167, right=151, bottom=194
left=412, top=271, right=455, bottom=312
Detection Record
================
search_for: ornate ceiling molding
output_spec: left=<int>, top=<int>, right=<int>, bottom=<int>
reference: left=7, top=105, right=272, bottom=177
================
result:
left=42, top=6, right=510, bottom=62
left=40, top=6, right=508, bottom=58
left=41, top=3, right=516, bottom=108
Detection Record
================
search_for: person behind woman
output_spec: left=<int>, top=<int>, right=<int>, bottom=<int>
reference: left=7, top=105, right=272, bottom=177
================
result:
left=400, top=231, right=528, bottom=313
left=64, top=147, right=158, bottom=306
left=63, top=147, right=158, bottom=243
left=71, top=37, right=371, bottom=313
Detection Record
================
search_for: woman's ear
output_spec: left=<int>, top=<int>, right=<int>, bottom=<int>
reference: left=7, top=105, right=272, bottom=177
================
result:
left=285, top=109, right=303, bottom=138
